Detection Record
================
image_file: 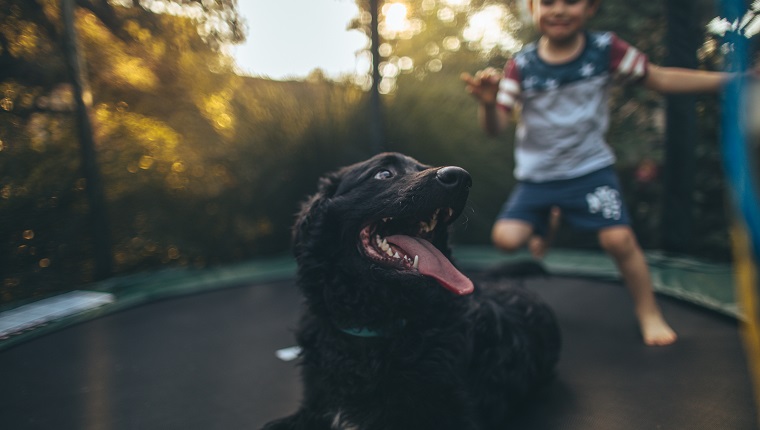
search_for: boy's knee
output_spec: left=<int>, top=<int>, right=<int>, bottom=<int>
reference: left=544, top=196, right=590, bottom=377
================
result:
left=491, top=220, right=532, bottom=252
left=492, top=234, right=522, bottom=252
left=598, top=226, right=637, bottom=256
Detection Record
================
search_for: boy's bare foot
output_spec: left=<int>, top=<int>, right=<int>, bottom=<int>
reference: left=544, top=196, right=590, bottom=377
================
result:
left=638, top=312, right=678, bottom=346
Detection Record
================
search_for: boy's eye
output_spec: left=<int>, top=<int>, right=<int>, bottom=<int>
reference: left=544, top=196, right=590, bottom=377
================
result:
left=374, top=170, right=393, bottom=180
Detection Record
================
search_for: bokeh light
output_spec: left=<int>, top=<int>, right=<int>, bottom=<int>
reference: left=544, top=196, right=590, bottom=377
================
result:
left=463, top=4, right=522, bottom=53
left=383, top=3, right=409, bottom=33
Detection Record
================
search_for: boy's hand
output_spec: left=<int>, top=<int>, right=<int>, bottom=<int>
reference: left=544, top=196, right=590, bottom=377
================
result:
left=461, top=67, right=502, bottom=106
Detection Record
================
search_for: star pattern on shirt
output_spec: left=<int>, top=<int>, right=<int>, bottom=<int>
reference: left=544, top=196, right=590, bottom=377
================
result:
left=510, top=32, right=615, bottom=93
left=579, top=62, right=596, bottom=77
left=515, top=54, right=529, bottom=68
left=523, top=76, right=539, bottom=90
left=593, top=32, right=612, bottom=49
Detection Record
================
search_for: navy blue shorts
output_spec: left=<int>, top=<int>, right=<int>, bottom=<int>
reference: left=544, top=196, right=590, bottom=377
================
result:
left=497, top=166, right=631, bottom=235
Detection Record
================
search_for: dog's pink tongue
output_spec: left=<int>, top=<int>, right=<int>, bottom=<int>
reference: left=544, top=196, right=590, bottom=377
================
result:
left=386, top=235, right=474, bottom=295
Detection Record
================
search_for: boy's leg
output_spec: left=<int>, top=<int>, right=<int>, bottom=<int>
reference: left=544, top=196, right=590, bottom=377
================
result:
left=528, top=206, right=561, bottom=259
left=494, top=181, right=555, bottom=256
left=491, top=219, right=534, bottom=252
left=598, top=225, right=677, bottom=346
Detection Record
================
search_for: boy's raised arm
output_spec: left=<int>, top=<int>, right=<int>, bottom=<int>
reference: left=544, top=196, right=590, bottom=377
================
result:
left=462, top=68, right=512, bottom=137
left=643, top=64, right=732, bottom=94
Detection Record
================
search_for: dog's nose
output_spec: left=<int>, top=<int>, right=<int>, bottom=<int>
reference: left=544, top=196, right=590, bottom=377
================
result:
left=436, top=166, right=472, bottom=189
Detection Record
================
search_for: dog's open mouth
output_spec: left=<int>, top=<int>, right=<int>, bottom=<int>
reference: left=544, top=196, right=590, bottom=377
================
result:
left=359, top=208, right=474, bottom=296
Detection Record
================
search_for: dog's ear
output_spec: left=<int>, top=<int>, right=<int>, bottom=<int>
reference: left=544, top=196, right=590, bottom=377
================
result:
left=292, top=170, right=342, bottom=258
left=314, top=170, right=342, bottom=198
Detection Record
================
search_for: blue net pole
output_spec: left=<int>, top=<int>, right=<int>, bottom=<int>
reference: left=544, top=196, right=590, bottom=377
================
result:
left=721, top=1, right=760, bottom=255
left=720, top=1, right=760, bottom=424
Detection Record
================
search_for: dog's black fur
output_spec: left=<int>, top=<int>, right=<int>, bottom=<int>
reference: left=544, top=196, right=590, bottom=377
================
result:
left=263, top=153, right=561, bottom=430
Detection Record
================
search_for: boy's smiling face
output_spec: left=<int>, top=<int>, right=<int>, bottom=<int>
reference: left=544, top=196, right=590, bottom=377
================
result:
left=529, top=0, right=599, bottom=44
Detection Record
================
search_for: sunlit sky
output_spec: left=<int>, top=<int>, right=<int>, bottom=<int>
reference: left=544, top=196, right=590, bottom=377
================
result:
left=229, top=0, right=367, bottom=80
left=228, top=0, right=523, bottom=81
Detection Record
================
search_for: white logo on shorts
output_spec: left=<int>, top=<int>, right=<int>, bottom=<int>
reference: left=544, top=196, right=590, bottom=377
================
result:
left=586, top=186, right=622, bottom=220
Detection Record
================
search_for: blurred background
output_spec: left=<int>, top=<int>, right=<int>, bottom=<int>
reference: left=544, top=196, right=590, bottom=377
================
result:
left=0, top=0, right=739, bottom=304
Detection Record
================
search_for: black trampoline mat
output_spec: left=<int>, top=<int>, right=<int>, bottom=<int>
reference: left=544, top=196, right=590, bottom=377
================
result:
left=0, top=276, right=756, bottom=430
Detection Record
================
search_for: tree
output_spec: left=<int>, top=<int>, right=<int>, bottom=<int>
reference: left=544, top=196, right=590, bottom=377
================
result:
left=0, top=0, right=247, bottom=299
left=61, top=0, right=113, bottom=279
left=0, top=0, right=244, bottom=93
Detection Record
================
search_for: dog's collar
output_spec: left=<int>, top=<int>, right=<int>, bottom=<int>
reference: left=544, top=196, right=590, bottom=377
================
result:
left=338, top=319, right=407, bottom=338
left=340, top=327, right=384, bottom=337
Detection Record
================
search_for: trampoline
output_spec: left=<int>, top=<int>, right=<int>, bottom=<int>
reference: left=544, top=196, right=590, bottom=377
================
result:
left=0, top=251, right=757, bottom=430
left=2, top=1, right=759, bottom=428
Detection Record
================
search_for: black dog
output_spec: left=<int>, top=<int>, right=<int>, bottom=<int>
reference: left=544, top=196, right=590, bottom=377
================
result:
left=263, top=153, right=560, bottom=430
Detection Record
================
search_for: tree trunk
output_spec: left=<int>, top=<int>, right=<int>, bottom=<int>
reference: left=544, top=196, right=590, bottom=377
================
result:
left=369, top=0, right=386, bottom=154
left=61, top=0, right=113, bottom=279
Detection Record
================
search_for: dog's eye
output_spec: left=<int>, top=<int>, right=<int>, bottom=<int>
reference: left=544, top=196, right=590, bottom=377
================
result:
left=374, top=170, right=393, bottom=180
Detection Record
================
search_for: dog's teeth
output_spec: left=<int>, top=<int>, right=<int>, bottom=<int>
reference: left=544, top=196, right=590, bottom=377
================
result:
left=429, top=218, right=437, bottom=230
left=381, top=238, right=390, bottom=251
left=447, top=208, right=454, bottom=218
left=413, top=255, right=419, bottom=269
left=393, top=252, right=400, bottom=259
left=386, top=247, right=394, bottom=257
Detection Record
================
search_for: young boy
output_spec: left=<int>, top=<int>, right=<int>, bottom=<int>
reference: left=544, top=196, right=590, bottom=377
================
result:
left=462, top=0, right=732, bottom=346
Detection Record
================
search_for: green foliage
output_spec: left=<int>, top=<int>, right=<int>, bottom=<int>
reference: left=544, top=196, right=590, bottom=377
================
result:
left=0, top=0, right=738, bottom=304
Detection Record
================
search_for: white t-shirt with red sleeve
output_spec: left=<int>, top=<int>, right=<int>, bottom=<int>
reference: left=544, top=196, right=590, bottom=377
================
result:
left=497, top=31, right=648, bottom=182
